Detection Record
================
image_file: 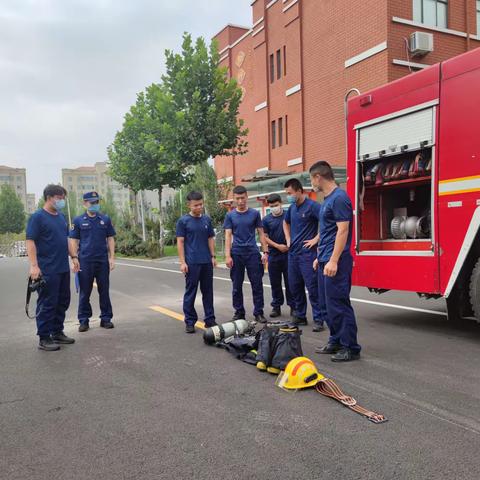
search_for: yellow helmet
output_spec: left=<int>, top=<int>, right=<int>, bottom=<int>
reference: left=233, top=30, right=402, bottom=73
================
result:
left=276, top=357, right=325, bottom=390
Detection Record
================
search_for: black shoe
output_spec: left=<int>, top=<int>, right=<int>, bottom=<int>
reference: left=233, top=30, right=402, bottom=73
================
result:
left=232, top=312, right=246, bottom=321
left=315, top=343, right=342, bottom=354
left=78, top=324, right=89, bottom=333
left=269, top=308, right=281, bottom=318
left=205, top=322, right=218, bottom=328
left=185, top=325, right=195, bottom=334
left=254, top=314, right=267, bottom=323
left=38, top=338, right=61, bottom=351
left=331, top=348, right=360, bottom=362
left=100, top=321, right=114, bottom=329
left=51, top=332, right=75, bottom=344
left=292, top=316, right=308, bottom=326
left=312, top=324, right=325, bottom=333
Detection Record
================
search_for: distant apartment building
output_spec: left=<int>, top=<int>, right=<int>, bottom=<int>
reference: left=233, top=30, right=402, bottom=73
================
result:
left=0, top=165, right=28, bottom=210
left=26, top=193, right=36, bottom=214
left=62, top=162, right=131, bottom=212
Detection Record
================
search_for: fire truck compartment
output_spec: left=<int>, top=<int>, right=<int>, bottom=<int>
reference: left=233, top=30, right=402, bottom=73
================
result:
left=357, top=147, right=433, bottom=253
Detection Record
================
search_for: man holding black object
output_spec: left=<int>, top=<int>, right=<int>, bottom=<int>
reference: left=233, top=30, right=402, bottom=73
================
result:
left=26, top=184, right=75, bottom=351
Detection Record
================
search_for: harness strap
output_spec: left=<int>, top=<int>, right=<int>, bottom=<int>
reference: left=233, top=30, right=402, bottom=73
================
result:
left=315, top=378, right=387, bottom=424
left=25, top=277, right=36, bottom=319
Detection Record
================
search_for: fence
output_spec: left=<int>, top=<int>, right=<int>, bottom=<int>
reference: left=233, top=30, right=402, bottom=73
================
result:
left=0, top=240, right=27, bottom=257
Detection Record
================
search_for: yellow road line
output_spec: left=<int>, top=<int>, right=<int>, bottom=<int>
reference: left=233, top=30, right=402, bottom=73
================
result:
left=149, top=305, right=205, bottom=330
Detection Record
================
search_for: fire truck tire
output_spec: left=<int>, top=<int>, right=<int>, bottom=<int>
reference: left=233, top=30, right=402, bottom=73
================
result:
left=469, top=258, right=480, bottom=323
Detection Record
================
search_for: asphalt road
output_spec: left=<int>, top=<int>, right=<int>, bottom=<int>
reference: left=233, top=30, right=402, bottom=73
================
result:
left=1, top=256, right=480, bottom=480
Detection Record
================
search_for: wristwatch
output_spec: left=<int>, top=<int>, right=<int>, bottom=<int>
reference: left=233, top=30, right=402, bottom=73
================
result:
left=71, top=256, right=78, bottom=260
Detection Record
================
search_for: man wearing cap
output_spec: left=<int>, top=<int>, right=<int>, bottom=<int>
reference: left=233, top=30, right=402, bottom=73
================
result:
left=68, top=191, right=116, bottom=332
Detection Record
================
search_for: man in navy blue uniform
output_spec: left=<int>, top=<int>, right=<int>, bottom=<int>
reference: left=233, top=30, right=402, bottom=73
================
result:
left=224, top=185, right=268, bottom=323
left=176, top=191, right=217, bottom=334
left=26, top=184, right=75, bottom=351
left=283, top=178, right=324, bottom=332
left=310, top=161, right=361, bottom=362
left=262, top=193, right=294, bottom=318
left=69, top=191, right=116, bottom=332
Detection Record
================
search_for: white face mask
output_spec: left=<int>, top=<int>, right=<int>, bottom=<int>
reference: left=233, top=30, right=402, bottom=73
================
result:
left=271, top=205, right=283, bottom=216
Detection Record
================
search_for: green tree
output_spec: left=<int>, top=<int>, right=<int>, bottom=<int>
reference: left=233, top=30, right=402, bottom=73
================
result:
left=0, top=184, right=25, bottom=234
left=162, top=33, right=248, bottom=166
left=108, top=87, right=187, bottom=253
left=101, top=189, right=119, bottom=226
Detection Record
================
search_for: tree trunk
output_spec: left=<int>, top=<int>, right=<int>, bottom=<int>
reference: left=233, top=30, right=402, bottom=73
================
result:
left=158, top=187, right=165, bottom=256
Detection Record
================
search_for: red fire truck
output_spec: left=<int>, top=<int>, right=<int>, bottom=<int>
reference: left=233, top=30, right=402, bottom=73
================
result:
left=346, top=47, right=480, bottom=323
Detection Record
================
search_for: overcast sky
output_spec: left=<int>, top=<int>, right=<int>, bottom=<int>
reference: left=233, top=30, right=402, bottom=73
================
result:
left=0, top=0, right=251, bottom=198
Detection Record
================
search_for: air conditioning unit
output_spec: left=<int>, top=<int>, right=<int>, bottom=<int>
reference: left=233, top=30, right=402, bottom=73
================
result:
left=410, top=32, right=434, bottom=56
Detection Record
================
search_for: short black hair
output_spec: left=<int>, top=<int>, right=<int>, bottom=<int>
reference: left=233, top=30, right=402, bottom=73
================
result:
left=267, top=193, right=282, bottom=204
left=43, top=184, right=67, bottom=201
left=186, top=191, right=203, bottom=201
left=284, top=178, right=303, bottom=192
left=309, top=161, right=335, bottom=181
left=233, top=185, right=247, bottom=195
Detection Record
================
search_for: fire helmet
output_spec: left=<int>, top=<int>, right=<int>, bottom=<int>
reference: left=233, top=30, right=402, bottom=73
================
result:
left=276, top=357, right=324, bottom=390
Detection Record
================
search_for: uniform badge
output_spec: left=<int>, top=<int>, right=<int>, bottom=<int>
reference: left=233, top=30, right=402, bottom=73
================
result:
left=100, top=220, right=105, bottom=225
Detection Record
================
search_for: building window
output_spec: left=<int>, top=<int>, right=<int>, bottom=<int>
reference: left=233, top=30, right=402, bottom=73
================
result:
left=413, top=0, right=448, bottom=28
left=283, top=46, right=287, bottom=76
left=276, top=49, right=281, bottom=80
left=278, top=117, right=283, bottom=147
left=285, top=115, right=289, bottom=145
left=271, top=120, right=276, bottom=149
left=477, top=1, right=480, bottom=35
left=269, top=54, right=275, bottom=83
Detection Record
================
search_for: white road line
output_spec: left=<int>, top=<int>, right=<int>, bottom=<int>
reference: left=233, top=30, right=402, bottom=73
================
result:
left=116, top=261, right=447, bottom=317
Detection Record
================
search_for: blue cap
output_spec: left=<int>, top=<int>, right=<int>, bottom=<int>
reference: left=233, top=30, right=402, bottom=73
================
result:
left=83, top=191, right=100, bottom=201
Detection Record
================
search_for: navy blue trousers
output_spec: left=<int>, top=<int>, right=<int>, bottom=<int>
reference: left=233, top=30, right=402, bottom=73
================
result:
left=36, top=271, right=71, bottom=338
left=317, top=254, right=361, bottom=353
left=230, top=252, right=264, bottom=316
left=268, top=254, right=293, bottom=309
left=78, top=260, right=112, bottom=325
left=183, top=263, right=215, bottom=327
left=288, top=248, right=323, bottom=325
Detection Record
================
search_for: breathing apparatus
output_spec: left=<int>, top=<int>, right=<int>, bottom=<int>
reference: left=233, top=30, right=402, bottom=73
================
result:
left=203, top=319, right=251, bottom=345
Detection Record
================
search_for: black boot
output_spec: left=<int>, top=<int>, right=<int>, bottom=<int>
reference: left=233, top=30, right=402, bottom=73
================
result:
left=254, top=314, right=267, bottom=323
left=100, top=321, right=114, bottom=329
left=232, top=312, right=246, bottom=321
left=51, top=332, right=75, bottom=344
left=38, top=337, right=60, bottom=351
left=78, top=324, right=89, bottom=332
left=269, top=307, right=281, bottom=318
left=185, top=325, right=195, bottom=334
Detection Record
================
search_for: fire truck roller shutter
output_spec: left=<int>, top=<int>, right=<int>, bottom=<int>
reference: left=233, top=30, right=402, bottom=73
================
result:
left=357, top=106, right=435, bottom=160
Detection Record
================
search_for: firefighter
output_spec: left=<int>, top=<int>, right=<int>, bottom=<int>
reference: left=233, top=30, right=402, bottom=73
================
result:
left=69, top=191, right=116, bottom=332
left=224, top=185, right=269, bottom=323
left=26, top=184, right=75, bottom=351
left=262, top=193, right=294, bottom=317
left=176, top=191, right=217, bottom=334
left=309, top=161, right=361, bottom=362
left=283, top=178, right=324, bottom=332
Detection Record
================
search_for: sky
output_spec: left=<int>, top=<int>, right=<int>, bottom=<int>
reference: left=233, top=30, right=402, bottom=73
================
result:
left=0, top=0, right=252, bottom=199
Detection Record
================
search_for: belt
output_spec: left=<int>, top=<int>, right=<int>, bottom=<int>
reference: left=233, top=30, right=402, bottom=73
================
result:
left=315, top=378, right=387, bottom=424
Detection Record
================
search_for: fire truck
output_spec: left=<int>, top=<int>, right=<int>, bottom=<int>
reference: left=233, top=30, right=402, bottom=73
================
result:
left=346, top=46, right=480, bottom=323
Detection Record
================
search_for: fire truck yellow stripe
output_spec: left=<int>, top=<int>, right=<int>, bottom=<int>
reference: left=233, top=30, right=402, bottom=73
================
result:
left=438, top=177, right=480, bottom=196
left=439, top=187, right=480, bottom=197
left=439, top=174, right=480, bottom=184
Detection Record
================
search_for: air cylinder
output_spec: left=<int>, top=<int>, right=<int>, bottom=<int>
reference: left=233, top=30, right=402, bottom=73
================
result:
left=203, top=320, right=250, bottom=345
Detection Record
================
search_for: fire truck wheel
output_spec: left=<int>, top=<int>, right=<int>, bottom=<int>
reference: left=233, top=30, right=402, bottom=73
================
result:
left=469, top=258, right=480, bottom=324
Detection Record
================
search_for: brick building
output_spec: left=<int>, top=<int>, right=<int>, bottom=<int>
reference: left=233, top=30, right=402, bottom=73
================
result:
left=213, top=0, right=480, bottom=204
